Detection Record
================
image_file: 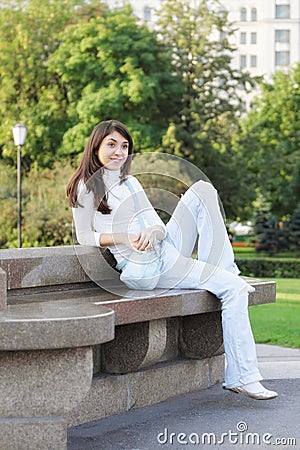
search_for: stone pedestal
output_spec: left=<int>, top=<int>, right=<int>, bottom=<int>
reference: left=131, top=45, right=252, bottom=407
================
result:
left=0, top=347, right=93, bottom=450
left=0, top=298, right=114, bottom=450
left=1, top=418, right=66, bottom=450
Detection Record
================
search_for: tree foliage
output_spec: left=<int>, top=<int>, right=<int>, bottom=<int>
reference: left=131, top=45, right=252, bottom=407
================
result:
left=0, top=0, right=106, bottom=168
left=22, top=163, right=74, bottom=247
left=48, top=4, right=180, bottom=160
left=288, top=202, right=300, bottom=254
left=0, top=162, right=18, bottom=247
left=0, top=160, right=73, bottom=248
left=237, top=65, right=300, bottom=217
left=156, top=0, right=257, bottom=218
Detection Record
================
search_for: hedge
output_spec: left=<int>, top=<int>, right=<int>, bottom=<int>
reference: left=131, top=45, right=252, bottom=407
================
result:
left=236, top=258, right=300, bottom=279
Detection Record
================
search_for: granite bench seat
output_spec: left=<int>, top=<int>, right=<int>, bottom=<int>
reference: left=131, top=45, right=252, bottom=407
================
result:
left=0, top=245, right=276, bottom=449
left=6, top=278, right=275, bottom=324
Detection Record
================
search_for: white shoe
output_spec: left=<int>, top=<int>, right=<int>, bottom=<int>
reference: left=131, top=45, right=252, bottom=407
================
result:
left=223, top=384, right=278, bottom=400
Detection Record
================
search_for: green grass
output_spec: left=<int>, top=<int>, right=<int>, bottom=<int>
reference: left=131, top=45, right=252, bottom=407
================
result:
left=249, top=278, right=300, bottom=348
left=232, top=245, right=299, bottom=347
left=233, top=246, right=299, bottom=260
left=233, top=246, right=258, bottom=259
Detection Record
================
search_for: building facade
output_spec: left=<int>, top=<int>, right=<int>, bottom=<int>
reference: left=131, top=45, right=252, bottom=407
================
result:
left=104, top=0, right=300, bottom=80
left=221, top=0, right=300, bottom=80
left=102, top=0, right=161, bottom=26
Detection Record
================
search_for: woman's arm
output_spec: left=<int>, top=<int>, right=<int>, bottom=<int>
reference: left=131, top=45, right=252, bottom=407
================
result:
left=73, top=182, right=140, bottom=251
left=99, top=226, right=165, bottom=252
left=73, top=178, right=166, bottom=252
left=125, top=176, right=168, bottom=251
left=100, top=232, right=139, bottom=252
left=72, top=182, right=102, bottom=246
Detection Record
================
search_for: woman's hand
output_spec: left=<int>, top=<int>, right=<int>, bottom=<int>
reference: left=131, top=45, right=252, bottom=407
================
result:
left=133, top=226, right=165, bottom=252
left=113, top=232, right=152, bottom=253
left=123, top=233, right=142, bottom=252
left=100, top=225, right=166, bottom=252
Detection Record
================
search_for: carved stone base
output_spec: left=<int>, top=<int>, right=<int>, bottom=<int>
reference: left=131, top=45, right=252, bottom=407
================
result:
left=101, top=318, right=179, bottom=374
left=180, top=311, right=223, bottom=358
left=101, top=313, right=223, bottom=374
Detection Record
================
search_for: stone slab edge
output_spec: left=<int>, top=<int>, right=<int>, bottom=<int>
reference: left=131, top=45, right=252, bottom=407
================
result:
left=94, top=279, right=276, bottom=326
left=0, top=267, right=7, bottom=310
left=0, top=417, right=66, bottom=450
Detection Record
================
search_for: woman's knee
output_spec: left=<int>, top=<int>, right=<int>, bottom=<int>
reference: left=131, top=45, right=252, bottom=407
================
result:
left=181, top=180, right=215, bottom=204
left=190, top=180, right=216, bottom=198
left=214, top=270, right=249, bottom=297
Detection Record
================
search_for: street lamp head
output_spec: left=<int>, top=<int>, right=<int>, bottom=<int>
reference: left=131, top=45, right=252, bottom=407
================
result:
left=12, top=123, right=27, bottom=147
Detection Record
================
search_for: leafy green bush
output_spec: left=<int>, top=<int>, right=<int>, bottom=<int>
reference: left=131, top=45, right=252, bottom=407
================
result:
left=0, top=162, right=18, bottom=247
left=236, top=258, right=300, bottom=278
left=22, top=162, right=74, bottom=247
left=0, top=161, right=74, bottom=248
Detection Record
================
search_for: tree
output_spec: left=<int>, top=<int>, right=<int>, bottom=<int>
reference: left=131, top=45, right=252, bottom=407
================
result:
left=288, top=202, right=300, bottom=254
left=253, top=193, right=289, bottom=255
left=253, top=195, right=278, bottom=255
left=237, top=65, right=300, bottom=217
left=48, top=4, right=181, bottom=160
left=156, top=0, right=257, bottom=218
left=0, top=0, right=106, bottom=168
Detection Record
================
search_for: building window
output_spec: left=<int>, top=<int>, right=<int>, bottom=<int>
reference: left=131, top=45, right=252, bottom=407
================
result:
left=240, top=7, right=247, bottom=21
left=240, top=55, right=247, bottom=68
left=275, top=51, right=290, bottom=66
left=240, top=32, right=247, bottom=44
left=275, top=29, right=290, bottom=43
left=275, top=5, right=290, bottom=19
left=251, top=8, right=257, bottom=21
left=143, top=6, right=151, bottom=22
left=251, top=32, right=257, bottom=44
left=250, top=55, right=257, bottom=67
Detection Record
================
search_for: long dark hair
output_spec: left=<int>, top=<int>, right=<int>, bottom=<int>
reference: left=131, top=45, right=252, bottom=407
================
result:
left=66, top=120, right=133, bottom=214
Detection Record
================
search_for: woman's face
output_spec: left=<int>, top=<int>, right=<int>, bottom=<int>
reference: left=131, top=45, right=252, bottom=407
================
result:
left=97, top=130, right=129, bottom=170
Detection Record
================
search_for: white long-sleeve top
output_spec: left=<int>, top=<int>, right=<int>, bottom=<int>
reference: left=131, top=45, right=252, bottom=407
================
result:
left=72, top=169, right=167, bottom=264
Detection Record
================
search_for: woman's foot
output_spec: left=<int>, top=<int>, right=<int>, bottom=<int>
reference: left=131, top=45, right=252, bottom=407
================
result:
left=224, top=381, right=278, bottom=400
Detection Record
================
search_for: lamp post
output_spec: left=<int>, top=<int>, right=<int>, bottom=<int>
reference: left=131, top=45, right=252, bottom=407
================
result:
left=12, top=124, right=27, bottom=248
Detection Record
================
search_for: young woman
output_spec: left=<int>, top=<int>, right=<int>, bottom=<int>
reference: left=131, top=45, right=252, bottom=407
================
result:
left=67, top=119, right=278, bottom=401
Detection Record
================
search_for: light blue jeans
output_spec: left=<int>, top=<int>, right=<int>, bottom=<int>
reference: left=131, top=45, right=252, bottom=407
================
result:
left=156, top=180, right=262, bottom=388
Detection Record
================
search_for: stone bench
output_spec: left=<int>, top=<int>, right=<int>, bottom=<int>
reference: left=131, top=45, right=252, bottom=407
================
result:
left=0, top=245, right=276, bottom=449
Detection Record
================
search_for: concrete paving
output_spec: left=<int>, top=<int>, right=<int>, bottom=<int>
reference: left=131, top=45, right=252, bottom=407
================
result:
left=256, top=344, right=300, bottom=380
left=68, top=345, right=300, bottom=450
